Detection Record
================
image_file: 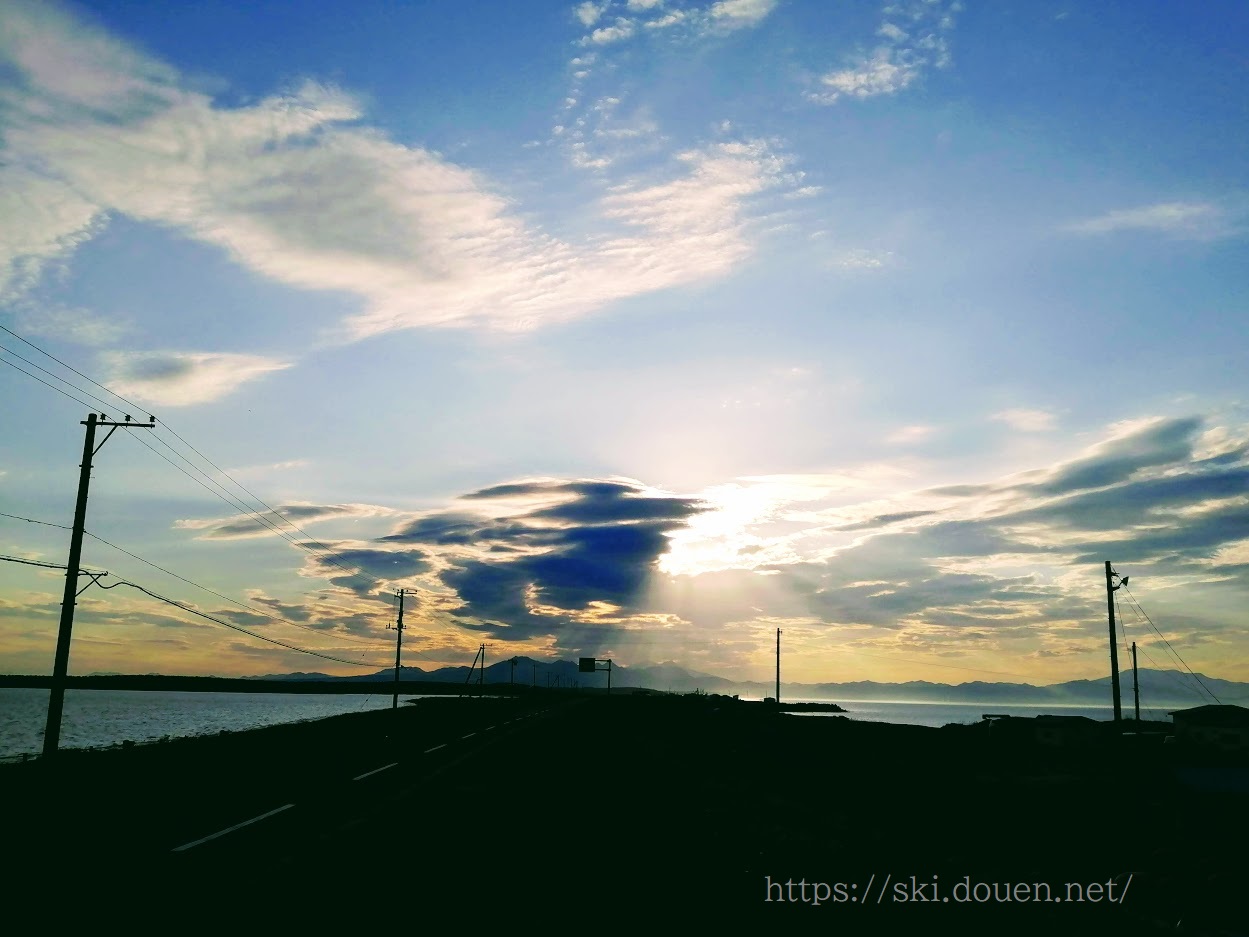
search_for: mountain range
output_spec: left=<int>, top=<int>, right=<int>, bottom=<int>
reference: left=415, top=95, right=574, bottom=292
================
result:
left=250, top=658, right=1247, bottom=708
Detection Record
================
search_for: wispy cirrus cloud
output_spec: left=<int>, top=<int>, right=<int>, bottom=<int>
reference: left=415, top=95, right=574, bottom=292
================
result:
left=572, top=0, right=777, bottom=47
left=101, top=351, right=291, bottom=406
left=1063, top=200, right=1242, bottom=241
left=558, top=0, right=781, bottom=173
left=0, top=0, right=799, bottom=342
left=10, top=303, right=129, bottom=346
left=991, top=409, right=1058, bottom=432
left=884, top=424, right=935, bottom=445
left=175, top=501, right=398, bottom=540
left=811, top=0, right=961, bottom=105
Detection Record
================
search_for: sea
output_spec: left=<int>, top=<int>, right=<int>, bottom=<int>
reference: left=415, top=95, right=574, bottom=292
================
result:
left=781, top=698, right=1128, bottom=726
left=1, top=689, right=1177, bottom=762
left=0, top=687, right=419, bottom=762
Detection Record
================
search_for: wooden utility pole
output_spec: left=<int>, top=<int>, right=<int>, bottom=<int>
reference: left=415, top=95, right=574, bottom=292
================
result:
left=44, top=413, right=155, bottom=759
left=462, top=645, right=483, bottom=697
left=1132, top=641, right=1140, bottom=722
left=1104, top=560, right=1123, bottom=723
left=775, top=627, right=781, bottom=703
left=392, top=588, right=418, bottom=709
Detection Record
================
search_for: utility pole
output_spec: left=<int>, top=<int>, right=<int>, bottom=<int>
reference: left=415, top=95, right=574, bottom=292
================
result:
left=1131, top=641, right=1140, bottom=722
left=44, top=412, right=155, bottom=760
left=462, top=645, right=483, bottom=697
left=392, top=588, right=418, bottom=710
left=775, top=627, right=781, bottom=703
left=1104, top=560, right=1123, bottom=723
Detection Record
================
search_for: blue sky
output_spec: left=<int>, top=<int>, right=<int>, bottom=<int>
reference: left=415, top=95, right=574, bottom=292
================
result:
left=1, top=0, right=1247, bottom=689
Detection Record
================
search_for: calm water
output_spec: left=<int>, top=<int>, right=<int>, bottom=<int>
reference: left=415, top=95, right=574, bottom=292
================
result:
left=783, top=698, right=1178, bottom=726
left=0, top=688, right=419, bottom=761
left=1, top=689, right=1177, bottom=761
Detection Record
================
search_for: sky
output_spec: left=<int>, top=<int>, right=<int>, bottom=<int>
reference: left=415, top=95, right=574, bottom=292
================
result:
left=1, top=0, right=1247, bottom=690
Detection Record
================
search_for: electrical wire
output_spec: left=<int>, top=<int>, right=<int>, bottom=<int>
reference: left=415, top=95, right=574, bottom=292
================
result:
left=1121, top=583, right=1220, bottom=704
left=1121, top=594, right=1220, bottom=704
left=0, top=553, right=106, bottom=575
left=94, top=577, right=389, bottom=668
left=1, top=324, right=385, bottom=585
left=0, top=353, right=100, bottom=410
left=124, top=430, right=368, bottom=583
left=1, top=342, right=118, bottom=412
left=0, top=512, right=387, bottom=651
left=80, top=528, right=389, bottom=649
left=0, top=512, right=72, bottom=530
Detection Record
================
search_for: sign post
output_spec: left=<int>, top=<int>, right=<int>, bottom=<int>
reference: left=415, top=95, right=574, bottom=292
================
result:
left=579, top=657, right=613, bottom=694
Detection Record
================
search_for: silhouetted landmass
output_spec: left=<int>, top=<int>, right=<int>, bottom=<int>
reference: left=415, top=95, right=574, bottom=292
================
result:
left=3, top=692, right=1243, bottom=933
left=3, top=659, right=1240, bottom=708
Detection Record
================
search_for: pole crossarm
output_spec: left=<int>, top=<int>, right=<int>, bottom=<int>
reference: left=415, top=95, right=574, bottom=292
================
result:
left=90, top=418, right=156, bottom=456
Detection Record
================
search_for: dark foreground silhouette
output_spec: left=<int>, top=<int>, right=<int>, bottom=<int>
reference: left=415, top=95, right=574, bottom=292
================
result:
left=3, top=694, right=1242, bottom=934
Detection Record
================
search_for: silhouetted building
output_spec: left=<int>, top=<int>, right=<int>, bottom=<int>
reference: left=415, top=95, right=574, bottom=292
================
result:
left=1168, top=704, right=1249, bottom=752
left=981, top=713, right=1099, bottom=748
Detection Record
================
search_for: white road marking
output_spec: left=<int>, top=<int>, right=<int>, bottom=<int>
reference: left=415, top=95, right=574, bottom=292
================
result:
left=172, top=804, right=295, bottom=852
left=353, top=762, right=398, bottom=781
left=424, top=743, right=447, bottom=754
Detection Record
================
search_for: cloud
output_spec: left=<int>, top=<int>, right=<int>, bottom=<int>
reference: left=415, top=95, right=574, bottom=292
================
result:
left=1029, top=416, right=1202, bottom=496
left=645, top=11, right=687, bottom=29
left=834, top=510, right=938, bottom=532
left=175, top=502, right=397, bottom=540
left=1, top=1, right=800, bottom=341
left=379, top=478, right=706, bottom=641
left=101, top=351, right=291, bottom=406
left=828, top=247, right=893, bottom=270
left=301, top=544, right=431, bottom=599
left=575, top=2, right=607, bottom=26
left=587, top=19, right=636, bottom=44
left=885, top=424, right=934, bottom=445
left=0, top=169, right=103, bottom=301
left=991, top=409, right=1057, bottom=432
left=9, top=303, right=128, bottom=345
left=819, top=49, right=924, bottom=99
left=1063, top=201, right=1241, bottom=241
left=811, top=0, right=960, bottom=105
left=708, top=0, right=778, bottom=28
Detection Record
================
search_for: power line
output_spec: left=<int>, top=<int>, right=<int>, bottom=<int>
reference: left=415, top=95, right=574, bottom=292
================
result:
left=1132, top=641, right=1213, bottom=707
left=1, top=511, right=405, bottom=656
left=0, top=342, right=117, bottom=412
left=1, top=323, right=374, bottom=584
left=123, top=430, right=369, bottom=584
left=95, top=578, right=390, bottom=669
left=0, top=553, right=106, bottom=575
left=0, top=512, right=72, bottom=530
left=0, top=354, right=100, bottom=410
left=1121, top=583, right=1220, bottom=704
left=1, top=508, right=385, bottom=649
left=80, top=528, right=390, bottom=649
left=1, top=323, right=147, bottom=412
